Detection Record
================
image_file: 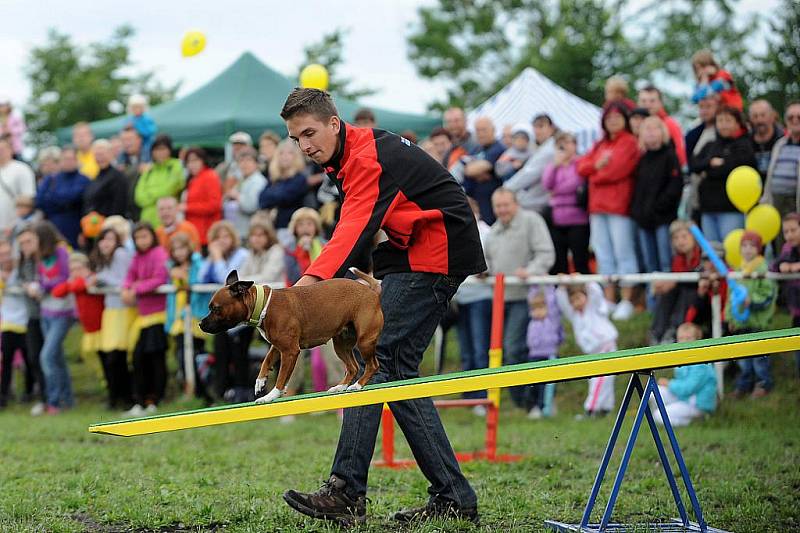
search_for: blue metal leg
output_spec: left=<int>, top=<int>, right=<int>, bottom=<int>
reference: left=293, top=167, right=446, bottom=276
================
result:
left=598, top=374, right=653, bottom=530
left=634, top=375, right=690, bottom=526
left=650, top=373, right=708, bottom=532
left=579, top=374, right=640, bottom=528
left=545, top=370, right=722, bottom=533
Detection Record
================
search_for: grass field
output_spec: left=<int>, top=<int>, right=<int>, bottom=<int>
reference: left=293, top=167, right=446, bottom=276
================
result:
left=0, top=315, right=798, bottom=532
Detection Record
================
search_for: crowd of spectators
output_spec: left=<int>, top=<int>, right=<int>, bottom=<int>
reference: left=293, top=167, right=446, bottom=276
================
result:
left=0, top=47, right=798, bottom=424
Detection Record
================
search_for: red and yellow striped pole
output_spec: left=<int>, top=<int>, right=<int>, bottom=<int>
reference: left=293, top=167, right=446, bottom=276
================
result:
left=488, top=273, right=505, bottom=407
left=486, top=273, right=505, bottom=459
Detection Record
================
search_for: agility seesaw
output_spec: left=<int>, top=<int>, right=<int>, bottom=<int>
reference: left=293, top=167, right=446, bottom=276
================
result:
left=90, top=329, right=798, bottom=532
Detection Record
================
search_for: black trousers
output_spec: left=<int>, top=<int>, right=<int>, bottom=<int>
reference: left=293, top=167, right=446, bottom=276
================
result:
left=24, top=319, right=45, bottom=401
left=132, top=325, right=167, bottom=406
left=98, top=350, right=133, bottom=408
left=0, top=331, right=27, bottom=400
left=213, top=326, right=254, bottom=399
left=549, top=224, right=591, bottom=275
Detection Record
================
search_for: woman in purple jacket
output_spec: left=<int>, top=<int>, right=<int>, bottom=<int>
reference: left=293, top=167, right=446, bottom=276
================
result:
left=33, top=221, right=74, bottom=414
left=542, top=132, right=590, bottom=274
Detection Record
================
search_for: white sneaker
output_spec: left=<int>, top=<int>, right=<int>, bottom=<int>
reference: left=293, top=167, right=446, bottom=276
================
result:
left=279, top=415, right=296, bottom=424
left=144, top=404, right=157, bottom=415
left=124, top=404, right=145, bottom=418
left=612, top=300, right=634, bottom=321
left=527, top=406, right=543, bottom=420
left=472, top=405, right=487, bottom=417
left=30, top=402, right=45, bottom=416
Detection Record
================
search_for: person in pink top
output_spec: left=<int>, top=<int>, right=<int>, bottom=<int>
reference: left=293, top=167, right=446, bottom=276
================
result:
left=542, top=131, right=590, bottom=274
left=0, top=98, right=26, bottom=157
left=638, top=85, right=687, bottom=168
left=121, top=221, right=169, bottom=417
left=577, top=102, right=642, bottom=320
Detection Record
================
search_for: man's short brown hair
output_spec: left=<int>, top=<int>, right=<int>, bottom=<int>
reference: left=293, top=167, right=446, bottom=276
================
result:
left=280, top=88, right=339, bottom=122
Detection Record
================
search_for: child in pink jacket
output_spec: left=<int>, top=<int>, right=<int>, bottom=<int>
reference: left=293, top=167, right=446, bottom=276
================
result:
left=122, top=222, right=169, bottom=416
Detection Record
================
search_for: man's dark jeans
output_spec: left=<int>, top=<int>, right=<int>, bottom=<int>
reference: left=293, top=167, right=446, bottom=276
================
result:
left=330, top=272, right=478, bottom=508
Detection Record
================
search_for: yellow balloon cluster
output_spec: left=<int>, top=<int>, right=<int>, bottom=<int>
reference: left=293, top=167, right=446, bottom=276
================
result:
left=722, top=165, right=781, bottom=264
left=300, top=64, right=329, bottom=91
left=181, top=30, right=206, bottom=58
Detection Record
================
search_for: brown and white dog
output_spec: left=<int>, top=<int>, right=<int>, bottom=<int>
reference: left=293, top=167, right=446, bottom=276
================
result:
left=199, top=268, right=383, bottom=403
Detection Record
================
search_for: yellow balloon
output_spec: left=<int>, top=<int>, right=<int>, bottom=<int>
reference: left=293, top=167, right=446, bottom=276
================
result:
left=723, top=229, right=744, bottom=268
left=746, top=203, right=781, bottom=243
left=300, top=64, right=329, bottom=91
left=726, top=166, right=762, bottom=213
left=181, top=30, right=206, bottom=58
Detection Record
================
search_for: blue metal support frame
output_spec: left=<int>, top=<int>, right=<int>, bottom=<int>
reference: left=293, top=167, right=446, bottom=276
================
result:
left=545, top=372, right=730, bottom=533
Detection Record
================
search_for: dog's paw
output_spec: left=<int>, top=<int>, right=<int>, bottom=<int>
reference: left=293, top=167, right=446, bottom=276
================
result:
left=327, top=384, right=347, bottom=393
left=346, top=383, right=363, bottom=392
left=255, top=387, right=284, bottom=404
left=254, top=378, right=267, bottom=397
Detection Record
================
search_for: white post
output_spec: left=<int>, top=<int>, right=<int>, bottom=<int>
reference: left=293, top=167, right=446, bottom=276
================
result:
left=711, top=293, right=724, bottom=397
left=183, top=305, right=196, bottom=397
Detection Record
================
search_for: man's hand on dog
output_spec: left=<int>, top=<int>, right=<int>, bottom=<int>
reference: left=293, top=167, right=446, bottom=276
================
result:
left=294, top=274, right=321, bottom=287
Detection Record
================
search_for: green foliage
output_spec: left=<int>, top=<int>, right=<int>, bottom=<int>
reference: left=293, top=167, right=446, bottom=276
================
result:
left=24, top=25, right=179, bottom=148
left=744, top=0, right=800, bottom=112
left=298, top=27, right=377, bottom=101
left=407, top=0, right=771, bottom=116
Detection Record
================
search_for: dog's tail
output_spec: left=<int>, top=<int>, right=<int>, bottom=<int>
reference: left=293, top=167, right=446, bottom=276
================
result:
left=349, top=267, right=382, bottom=295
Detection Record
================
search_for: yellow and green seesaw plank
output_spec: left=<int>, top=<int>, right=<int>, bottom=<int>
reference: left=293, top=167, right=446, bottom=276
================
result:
left=89, top=328, right=800, bottom=437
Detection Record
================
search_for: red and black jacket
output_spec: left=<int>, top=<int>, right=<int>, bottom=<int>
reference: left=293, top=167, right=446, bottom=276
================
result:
left=305, top=122, right=487, bottom=280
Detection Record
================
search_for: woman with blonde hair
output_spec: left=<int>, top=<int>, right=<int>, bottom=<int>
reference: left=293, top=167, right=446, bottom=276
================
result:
left=240, top=218, right=286, bottom=285
left=259, top=140, right=309, bottom=241
left=630, top=116, right=683, bottom=274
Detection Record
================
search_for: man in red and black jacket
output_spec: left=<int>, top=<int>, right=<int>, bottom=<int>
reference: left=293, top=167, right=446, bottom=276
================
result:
left=281, top=89, right=483, bottom=526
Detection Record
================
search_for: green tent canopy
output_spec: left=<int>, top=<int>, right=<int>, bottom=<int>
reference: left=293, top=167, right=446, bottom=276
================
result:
left=59, top=52, right=440, bottom=146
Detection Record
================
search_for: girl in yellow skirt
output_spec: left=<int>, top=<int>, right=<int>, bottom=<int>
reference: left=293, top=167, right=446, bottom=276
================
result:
left=122, top=222, right=169, bottom=416
left=91, top=227, right=135, bottom=409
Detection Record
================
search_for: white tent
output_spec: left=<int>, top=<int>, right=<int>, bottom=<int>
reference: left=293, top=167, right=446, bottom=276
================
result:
left=468, top=67, right=602, bottom=153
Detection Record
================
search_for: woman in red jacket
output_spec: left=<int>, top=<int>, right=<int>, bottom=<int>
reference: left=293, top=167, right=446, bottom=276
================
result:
left=181, top=147, right=223, bottom=248
left=577, top=102, right=642, bottom=320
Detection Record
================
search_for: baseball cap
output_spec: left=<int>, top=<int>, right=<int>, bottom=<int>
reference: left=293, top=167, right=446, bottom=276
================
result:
left=228, top=131, right=253, bottom=145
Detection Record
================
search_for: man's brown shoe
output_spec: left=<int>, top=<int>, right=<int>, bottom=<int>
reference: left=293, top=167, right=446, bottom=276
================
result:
left=283, top=475, right=366, bottom=526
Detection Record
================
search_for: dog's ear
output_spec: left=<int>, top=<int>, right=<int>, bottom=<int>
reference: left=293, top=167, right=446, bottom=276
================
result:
left=225, top=270, right=239, bottom=286
left=228, top=280, right=254, bottom=298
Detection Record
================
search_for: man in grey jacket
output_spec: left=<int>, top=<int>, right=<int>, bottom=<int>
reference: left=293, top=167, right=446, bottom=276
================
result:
left=484, top=187, right=554, bottom=410
left=502, top=114, right=557, bottom=215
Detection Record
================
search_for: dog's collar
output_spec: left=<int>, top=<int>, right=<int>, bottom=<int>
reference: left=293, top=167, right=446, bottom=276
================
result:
left=247, top=285, right=272, bottom=329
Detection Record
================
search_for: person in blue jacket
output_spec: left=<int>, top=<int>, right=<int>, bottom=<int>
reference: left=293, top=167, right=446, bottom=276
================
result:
left=259, top=140, right=309, bottom=244
left=35, top=145, right=90, bottom=248
left=653, top=322, right=717, bottom=427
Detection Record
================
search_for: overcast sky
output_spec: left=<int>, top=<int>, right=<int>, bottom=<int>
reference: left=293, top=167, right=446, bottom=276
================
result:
left=1, top=0, right=778, bottom=117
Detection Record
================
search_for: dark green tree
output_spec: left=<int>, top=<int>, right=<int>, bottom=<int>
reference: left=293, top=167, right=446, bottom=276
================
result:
left=744, top=0, right=800, bottom=112
left=24, top=25, right=178, bottom=148
left=298, top=28, right=377, bottom=100
left=407, top=0, right=629, bottom=110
